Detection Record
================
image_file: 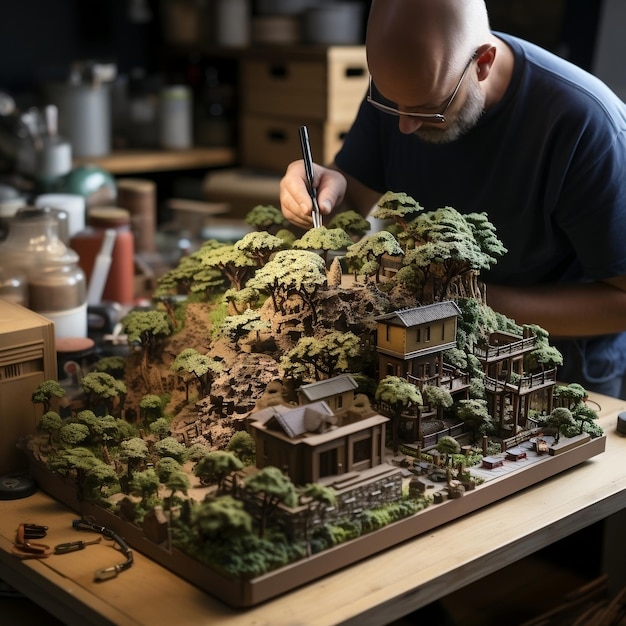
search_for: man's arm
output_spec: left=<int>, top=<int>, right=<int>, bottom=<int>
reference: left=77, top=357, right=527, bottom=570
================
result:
left=486, top=275, right=626, bottom=338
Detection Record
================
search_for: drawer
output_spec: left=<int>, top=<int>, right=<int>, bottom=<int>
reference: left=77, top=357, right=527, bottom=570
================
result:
left=240, top=115, right=351, bottom=173
left=241, top=46, right=368, bottom=122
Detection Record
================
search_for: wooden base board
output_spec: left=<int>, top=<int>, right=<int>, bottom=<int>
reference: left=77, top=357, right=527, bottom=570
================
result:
left=28, top=433, right=606, bottom=608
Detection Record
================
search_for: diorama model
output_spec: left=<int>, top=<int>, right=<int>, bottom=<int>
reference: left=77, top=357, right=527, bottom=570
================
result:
left=24, top=192, right=605, bottom=607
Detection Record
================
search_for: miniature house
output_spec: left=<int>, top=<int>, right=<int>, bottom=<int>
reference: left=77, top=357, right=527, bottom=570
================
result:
left=297, top=374, right=359, bottom=413
left=0, top=300, right=57, bottom=473
left=374, top=301, right=461, bottom=383
left=248, top=400, right=388, bottom=485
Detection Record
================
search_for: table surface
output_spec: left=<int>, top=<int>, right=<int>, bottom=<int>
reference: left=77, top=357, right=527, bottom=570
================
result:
left=73, top=147, right=237, bottom=175
left=1, top=392, right=625, bottom=626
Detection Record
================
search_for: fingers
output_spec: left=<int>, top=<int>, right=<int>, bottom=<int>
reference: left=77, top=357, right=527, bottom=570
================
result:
left=279, top=160, right=345, bottom=227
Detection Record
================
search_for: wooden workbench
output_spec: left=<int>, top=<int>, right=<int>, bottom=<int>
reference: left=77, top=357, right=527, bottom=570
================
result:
left=1, top=392, right=625, bottom=626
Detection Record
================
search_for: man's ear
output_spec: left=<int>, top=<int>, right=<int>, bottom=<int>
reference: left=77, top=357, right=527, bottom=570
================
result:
left=475, top=44, right=497, bottom=81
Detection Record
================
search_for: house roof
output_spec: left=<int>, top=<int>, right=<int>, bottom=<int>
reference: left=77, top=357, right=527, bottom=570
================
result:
left=298, top=374, right=359, bottom=402
left=253, top=401, right=335, bottom=438
left=374, top=301, right=461, bottom=327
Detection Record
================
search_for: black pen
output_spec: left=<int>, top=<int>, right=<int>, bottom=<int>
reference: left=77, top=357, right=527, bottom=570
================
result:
left=298, top=125, right=322, bottom=228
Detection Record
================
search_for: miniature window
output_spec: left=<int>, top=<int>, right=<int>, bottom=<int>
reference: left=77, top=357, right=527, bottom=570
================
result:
left=425, top=326, right=431, bottom=342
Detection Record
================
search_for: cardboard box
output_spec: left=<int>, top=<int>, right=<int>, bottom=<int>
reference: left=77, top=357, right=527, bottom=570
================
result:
left=240, top=115, right=351, bottom=173
left=240, top=45, right=368, bottom=122
left=0, top=300, right=57, bottom=473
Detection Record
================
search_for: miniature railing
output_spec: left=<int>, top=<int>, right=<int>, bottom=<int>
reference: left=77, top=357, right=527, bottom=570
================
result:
left=474, top=336, right=536, bottom=360
left=484, top=368, right=557, bottom=394
left=407, top=365, right=469, bottom=391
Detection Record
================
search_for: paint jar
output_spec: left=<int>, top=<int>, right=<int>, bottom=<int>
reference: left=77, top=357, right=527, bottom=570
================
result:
left=0, top=207, right=87, bottom=338
left=70, top=207, right=135, bottom=306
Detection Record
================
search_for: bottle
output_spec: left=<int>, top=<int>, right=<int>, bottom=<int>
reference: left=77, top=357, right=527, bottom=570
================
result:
left=159, top=85, right=193, bottom=150
left=0, top=207, right=87, bottom=338
left=70, top=207, right=135, bottom=306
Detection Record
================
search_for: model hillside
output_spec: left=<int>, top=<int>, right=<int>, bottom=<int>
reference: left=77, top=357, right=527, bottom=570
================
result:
left=26, top=191, right=603, bottom=598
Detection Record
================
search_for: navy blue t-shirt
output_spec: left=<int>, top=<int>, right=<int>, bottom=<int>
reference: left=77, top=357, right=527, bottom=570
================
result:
left=335, top=33, right=626, bottom=394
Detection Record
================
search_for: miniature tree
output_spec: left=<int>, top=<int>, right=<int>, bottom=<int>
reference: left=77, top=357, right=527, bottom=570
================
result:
left=122, top=309, right=173, bottom=387
left=328, top=209, right=371, bottom=239
left=59, top=422, right=90, bottom=447
left=31, top=379, right=66, bottom=414
left=47, top=447, right=100, bottom=501
left=91, top=355, right=127, bottom=378
left=219, top=309, right=270, bottom=349
left=372, top=191, right=424, bottom=232
left=39, top=410, right=64, bottom=444
left=246, top=249, right=327, bottom=324
left=243, top=466, right=298, bottom=538
left=226, top=431, right=256, bottom=466
left=421, top=384, right=454, bottom=416
left=195, top=243, right=256, bottom=291
left=436, top=435, right=461, bottom=466
left=375, top=376, right=423, bottom=455
left=157, top=456, right=183, bottom=483
left=345, top=230, right=403, bottom=283
left=192, top=495, right=253, bottom=542
left=139, top=394, right=164, bottom=422
left=83, top=460, right=119, bottom=500
left=150, top=417, right=171, bottom=440
left=456, top=399, right=493, bottom=443
left=523, top=324, right=563, bottom=372
left=194, top=450, right=244, bottom=492
left=171, top=348, right=224, bottom=401
left=398, top=206, right=505, bottom=303
left=120, top=437, right=150, bottom=486
left=553, top=382, right=589, bottom=409
left=154, top=436, right=187, bottom=463
left=245, top=204, right=289, bottom=233
left=544, top=407, right=576, bottom=443
left=292, top=226, right=354, bottom=265
left=132, top=468, right=160, bottom=506
left=234, top=231, right=285, bottom=267
left=81, top=371, right=127, bottom=417
left=223, top=286, right=260, bottom=315
left=165, top=470, right=190, bottom=510
left=280, top=330, right=361, bottom=381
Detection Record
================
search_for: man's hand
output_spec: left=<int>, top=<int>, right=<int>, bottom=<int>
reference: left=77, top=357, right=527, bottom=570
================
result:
left=279, top=160, right=347, bottom=228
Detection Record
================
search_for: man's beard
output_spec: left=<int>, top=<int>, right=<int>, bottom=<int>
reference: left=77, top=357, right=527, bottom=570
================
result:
left=413, top=76, right=485, bottom=144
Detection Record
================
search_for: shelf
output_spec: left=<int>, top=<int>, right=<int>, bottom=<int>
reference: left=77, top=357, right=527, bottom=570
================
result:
left=73, top=147, right=237, bottom=175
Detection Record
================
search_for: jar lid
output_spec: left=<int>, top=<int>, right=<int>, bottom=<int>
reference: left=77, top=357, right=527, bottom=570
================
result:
left=88, top=206, right=131, bottom=227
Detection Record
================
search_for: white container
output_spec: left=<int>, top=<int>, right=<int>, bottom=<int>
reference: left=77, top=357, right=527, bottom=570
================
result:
left=35, top=193, right=86, bottom=238
left=215, top=0, right=250, bottom=47
left=159, top=85, right=193, bottom=150
left=46, top=82, right=111, bottom=158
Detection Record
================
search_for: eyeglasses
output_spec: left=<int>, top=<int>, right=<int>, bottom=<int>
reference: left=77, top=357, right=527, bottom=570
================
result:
left=366, top=51, right=479, bottom=124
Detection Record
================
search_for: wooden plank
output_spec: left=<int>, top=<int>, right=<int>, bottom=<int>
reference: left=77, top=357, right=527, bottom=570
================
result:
left=73, top=147, right=236, bottom=175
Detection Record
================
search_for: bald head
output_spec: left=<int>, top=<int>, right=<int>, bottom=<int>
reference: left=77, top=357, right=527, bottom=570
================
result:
left=367, top=0, right=492, bottom=96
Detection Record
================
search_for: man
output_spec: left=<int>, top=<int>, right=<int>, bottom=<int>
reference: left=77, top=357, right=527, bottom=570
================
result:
left=279, top=0, right=626, bottom=398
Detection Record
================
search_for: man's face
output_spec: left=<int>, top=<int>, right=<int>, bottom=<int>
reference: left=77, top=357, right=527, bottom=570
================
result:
left=412, top=71, right=485, bottom=144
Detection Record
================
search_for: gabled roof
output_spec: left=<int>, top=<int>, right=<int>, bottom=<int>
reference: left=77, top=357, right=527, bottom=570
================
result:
left=374, top=301, right=461, bottom=328
left=254, top=401, right=335, bottom=438
left=298, top=374, right=359, bottom=402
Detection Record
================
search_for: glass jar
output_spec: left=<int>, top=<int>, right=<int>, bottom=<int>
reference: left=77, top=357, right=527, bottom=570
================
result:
left=0, top=207, right=87, bottom=338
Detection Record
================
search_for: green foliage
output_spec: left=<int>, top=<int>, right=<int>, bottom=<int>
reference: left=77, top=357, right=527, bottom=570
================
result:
left=227, top=431, right=256, bottom=466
